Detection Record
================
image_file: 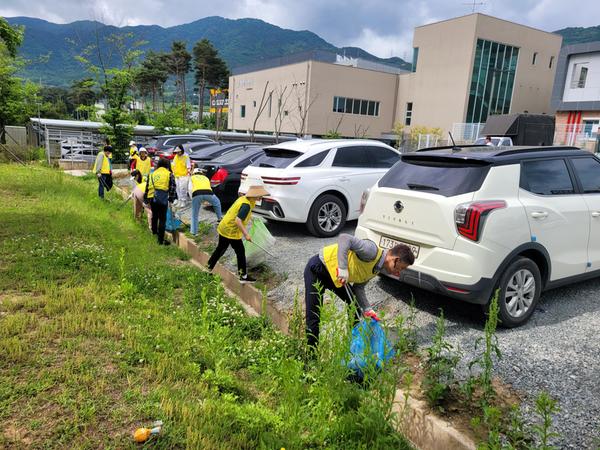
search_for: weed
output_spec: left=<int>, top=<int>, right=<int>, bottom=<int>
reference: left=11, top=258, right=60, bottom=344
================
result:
left=532, top=391, right=560, bottom=449
left=473, top=405, right=502, bottom=450
left=393, top=297, right=418, bottom=355
left=422, top=310, right=460, bottom=409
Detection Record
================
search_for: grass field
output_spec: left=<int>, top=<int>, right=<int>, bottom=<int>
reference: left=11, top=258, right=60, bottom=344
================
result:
left=0, top=164, right=410, bottom=449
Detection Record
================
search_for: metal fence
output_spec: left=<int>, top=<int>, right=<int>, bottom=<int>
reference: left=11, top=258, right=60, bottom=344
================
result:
left=451, top=123, right=486, bottom=143
left=553, top=124, right=600, bottom=151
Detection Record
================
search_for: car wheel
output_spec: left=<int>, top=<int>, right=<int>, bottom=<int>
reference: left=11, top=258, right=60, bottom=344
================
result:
left=306, top=194, right=347, bottom=237
left=492, top=257, right=541, bottom=327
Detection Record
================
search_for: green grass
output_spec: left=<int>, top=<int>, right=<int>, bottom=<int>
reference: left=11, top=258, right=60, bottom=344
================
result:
left=0, top=164, right=411, bottom=449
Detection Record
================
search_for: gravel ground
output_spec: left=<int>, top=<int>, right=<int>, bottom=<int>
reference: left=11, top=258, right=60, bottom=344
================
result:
left=195, top=214, right=600, bottom=449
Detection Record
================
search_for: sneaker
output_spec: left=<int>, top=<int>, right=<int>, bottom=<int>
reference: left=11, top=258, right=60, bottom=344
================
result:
left=159, top=240, right=171, bottom=246
left=239, top=274, right=256, bottom=283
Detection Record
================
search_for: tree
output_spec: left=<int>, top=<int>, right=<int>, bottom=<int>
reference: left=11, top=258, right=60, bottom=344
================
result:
left=250, top=81, right=273, bottom=142
left=136, top=51, right=169, bottom=112
left=0, top=17, right=23, bottom=58
left=67, top=78, right=97, bottom=111
left=169, top=41, right=191, bottom=122
left=291, top=82, right=317, bottom=137
left=192, top=39, right=229, bottom=123
left=273, top=85, right=292, bottom=143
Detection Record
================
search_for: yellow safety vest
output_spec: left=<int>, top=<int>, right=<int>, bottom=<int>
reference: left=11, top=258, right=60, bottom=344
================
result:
left=322, top=243, right=383, bottom=288
left=217, top=196, right=255, bottom=240
left=146, top=167, right=170, bottom=199
left=129, top=145, right=138, bottom=158
left=172, top=154, right=190, bottom=177
left=93, top=152, right=111, bottom=174
left=190, top=174, right=212, bottom=193
left=135, top=156, right=152, bottom=177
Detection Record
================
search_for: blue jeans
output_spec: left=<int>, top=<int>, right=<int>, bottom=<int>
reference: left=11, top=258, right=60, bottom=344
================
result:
left=190, top=194, right=223, bottom=235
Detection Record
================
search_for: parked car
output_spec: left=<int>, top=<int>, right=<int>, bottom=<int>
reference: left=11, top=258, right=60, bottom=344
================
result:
left=196, top=146, right=265, bottom=205
left=474, top=136, right=513, bottom=146
left=62, top=148, right=99, bottom=163
left=355, top=145, right=600, bottom=327
left=189, top=142, right=257, bottom=163
left=239, top=139, right=401, bottom=237
left=146, top=135, right=213, bottom=158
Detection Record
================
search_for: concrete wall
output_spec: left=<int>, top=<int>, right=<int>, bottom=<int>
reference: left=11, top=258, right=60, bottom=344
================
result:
left=306, top=61, right=398, bottom=137
left=562, top=52, right=600, bottom=103
left=474, top=14, right=562, bottom=117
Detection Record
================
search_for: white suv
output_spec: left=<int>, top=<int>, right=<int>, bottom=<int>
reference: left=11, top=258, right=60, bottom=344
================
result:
left=239, top=139, right=400, bottom=237
left=356, top=146, right=600, bottom=326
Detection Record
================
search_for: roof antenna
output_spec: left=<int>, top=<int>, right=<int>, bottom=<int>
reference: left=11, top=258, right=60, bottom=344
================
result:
left=448, top=132, right=459, bottom=152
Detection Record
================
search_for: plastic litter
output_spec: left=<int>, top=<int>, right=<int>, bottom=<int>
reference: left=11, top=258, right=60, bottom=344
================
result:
left=133, top=420, right=163, bottom=443
left=345, top=318, right=395, bottom=382
left=166, top=208, right=182, bottom=232
left=244, top=218, right=276, bottom=268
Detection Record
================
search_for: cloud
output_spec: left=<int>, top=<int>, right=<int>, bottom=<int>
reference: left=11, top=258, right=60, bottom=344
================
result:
left=1, top=0, right=599, bottom=58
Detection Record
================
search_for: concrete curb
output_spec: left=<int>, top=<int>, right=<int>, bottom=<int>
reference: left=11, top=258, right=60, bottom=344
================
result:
left=106, top=181, right=477, bottom=450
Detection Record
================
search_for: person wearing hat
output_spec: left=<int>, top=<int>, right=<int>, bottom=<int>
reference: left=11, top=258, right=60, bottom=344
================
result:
left=171, top=144, right=191, bottom=207
left=130, top=147, right=153, bottom=177
left=304, top=234, right=415, bottom=348
left=207, top=185, right=269, bottom=282
left=145, top=157, right=177, bottom=245
left=188, top=167, right=223, bottom=236
left=131, top=169, right=152, bottom=230
left=93, top=143, right=113, bottom=199
left=129, top=140, right=139, bottom=161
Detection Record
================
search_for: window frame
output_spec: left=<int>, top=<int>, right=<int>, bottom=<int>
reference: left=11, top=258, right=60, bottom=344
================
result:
left=331, top=145, right=369, bottom=168
left=567, top=156, right=600, bottom=194
left=405, top=102, right=413, bottom=126
left=240, top=104, right=246, bottom=118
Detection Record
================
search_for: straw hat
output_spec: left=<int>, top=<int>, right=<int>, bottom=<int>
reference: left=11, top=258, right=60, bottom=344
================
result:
left=246, top=185, right=269, bottom=198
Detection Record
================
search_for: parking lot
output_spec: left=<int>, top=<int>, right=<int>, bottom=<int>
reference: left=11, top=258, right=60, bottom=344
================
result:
left=203, top=214, right=599, bottom=449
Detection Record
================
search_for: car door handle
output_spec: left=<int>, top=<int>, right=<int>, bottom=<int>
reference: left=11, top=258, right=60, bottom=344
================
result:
left=592, top=211, right=600, bottom=218
left=530, top=211, right=548, bottom=219
left=339, top=177, right=350, bottom=182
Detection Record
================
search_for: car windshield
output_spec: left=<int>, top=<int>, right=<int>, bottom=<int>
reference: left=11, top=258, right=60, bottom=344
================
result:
left=146, top=138, right=158, bottom=148
left=253, top=148, right=303, bottom=168
left=474, top=137, right=501, bottom=146
left=378, top=156, right=491, bottom=197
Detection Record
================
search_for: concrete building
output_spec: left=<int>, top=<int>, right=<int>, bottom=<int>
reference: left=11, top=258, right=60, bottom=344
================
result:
left=228, top=14, right=562, bottom=142
left=551, top=41, right=600, bottom=151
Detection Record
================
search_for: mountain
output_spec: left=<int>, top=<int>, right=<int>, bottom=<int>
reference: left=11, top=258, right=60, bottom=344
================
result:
left=5, top=16, right=411, bottom=86
left=554, top=25, right=600, bottom=46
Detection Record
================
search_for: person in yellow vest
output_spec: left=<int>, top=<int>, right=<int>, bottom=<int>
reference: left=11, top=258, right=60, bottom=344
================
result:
left=207, top=185, right=269, bottom=282
left=144, top=158, right=177, bottom=245
left=171, top=145, right=191, bottom=207
left=188, top=167, right=223, bottom=236
left=130, top=147, right=153, bottom=177
left=131, top=169, right=152, bottom=230
left=92, top=144, right=113, bottom=199
left=304, top=234, right=415, bottom=348
left=128, top=140, right=138, bottom=161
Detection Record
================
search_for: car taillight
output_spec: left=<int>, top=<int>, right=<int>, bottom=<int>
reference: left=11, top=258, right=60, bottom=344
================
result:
left=359, top=188, right=371, bottom=214
left=261, top=176, right=301, bottom=185
left=210, top=168, right=229, bottom=187
left=455, top=200, right=506, bottom=242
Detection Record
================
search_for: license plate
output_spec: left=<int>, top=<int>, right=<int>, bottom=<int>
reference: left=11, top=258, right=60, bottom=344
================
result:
left=379, top=236, right=420, bottom=258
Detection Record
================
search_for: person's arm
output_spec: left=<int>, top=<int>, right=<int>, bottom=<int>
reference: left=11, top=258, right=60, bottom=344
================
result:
left=185, top=156, right=191, bottom=175
left=236, top=203, right=252, bottom=241
left=188, top=178, right=193, bottom=199
left=336, top=234, right=378, bottom=282
left=349, top=283, right=371, bottom=314
left=93, top=153, right=103, bottom=176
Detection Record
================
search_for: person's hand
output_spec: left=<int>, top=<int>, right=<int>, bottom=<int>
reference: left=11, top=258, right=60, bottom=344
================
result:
left=96, top=173, right=101, bottom=178
left=244, top=233, right=252, bottom=242
left=336, top=267, right=349, bottom=285
left=364, top=309, right=380, bottom=322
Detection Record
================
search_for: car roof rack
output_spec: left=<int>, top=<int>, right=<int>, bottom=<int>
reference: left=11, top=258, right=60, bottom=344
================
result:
left=493, top=146, right=580, bottom=156
left=415, top=144, right=483, bottom=152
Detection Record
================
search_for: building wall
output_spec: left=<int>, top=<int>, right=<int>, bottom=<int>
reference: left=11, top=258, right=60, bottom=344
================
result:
left=396, top=14, right=478, bottom=132
left=305, top=61, right=398, bottom=137
left=474, top=14, right=562, bottom=117
left=228, top=62, right=309, bottom=135
left=562, top=52, right=600, bottom=103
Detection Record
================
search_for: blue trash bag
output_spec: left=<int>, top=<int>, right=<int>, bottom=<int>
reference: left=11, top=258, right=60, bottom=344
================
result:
left=345, top=318, right=395, bottom=381
left=166, top=208, right=182, bottom=232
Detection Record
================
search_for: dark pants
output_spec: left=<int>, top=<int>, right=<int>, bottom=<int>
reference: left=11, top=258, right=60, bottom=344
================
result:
left=304, top=254, right=357, bottom=348
left=208, top=234, right=247, bottom=277
left=150, top=201, right=168, bottom=244
left=97, top=174, right=112, bottom=198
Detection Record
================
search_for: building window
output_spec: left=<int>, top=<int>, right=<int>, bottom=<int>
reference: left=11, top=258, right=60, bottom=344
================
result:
left=466, top=39, right=520, bottom=124
left=268, top=93, right=272, bottom=117
left=549, top=56, right=554, bottom=69
left=332, top=96, right=380, bottom=116
left=405, top=102, right=413, bottom=126
left=240, top=105, right=246, bottom=118
left=253, top=100, right=256, bottom=107
left=412, top=47, right=419, bottom=72
left=570, top=64, right=588, bottom=89
left=532, top=52, right=538, bottom=65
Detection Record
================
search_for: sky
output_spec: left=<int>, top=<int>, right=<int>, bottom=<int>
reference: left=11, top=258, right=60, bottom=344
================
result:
left=1, top=0, right=599, bottom=59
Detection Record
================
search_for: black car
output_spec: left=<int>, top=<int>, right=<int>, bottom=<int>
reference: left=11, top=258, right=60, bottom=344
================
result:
left=146, top=134, right=213, bottom=159
left=189, top=142, right=257, bottom=163
left=198, top=146, right=265, bottom=205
